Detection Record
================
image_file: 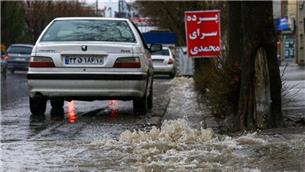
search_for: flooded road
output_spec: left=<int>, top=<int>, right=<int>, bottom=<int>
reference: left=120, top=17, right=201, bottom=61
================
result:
left=1, top=68, right=305, bottom=171
left=1, top=73, right=171, bottom=141
left=2, top=119, right=304, bottom=171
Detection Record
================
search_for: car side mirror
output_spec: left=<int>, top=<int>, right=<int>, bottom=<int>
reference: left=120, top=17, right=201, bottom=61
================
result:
left=149, top=44, right=162, bottom=52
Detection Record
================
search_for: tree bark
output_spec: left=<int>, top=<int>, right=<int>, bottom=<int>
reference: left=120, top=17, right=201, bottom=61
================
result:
left=237, top=1, right=283, bottom=129
left=225, top=2, right=243, bottom=129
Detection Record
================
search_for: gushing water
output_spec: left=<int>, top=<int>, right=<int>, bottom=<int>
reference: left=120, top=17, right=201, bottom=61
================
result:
left=85, top=119, right=305, bottom=171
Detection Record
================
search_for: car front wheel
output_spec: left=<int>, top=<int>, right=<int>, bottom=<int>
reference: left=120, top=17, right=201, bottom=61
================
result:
left=29, top=97, right=47, bottom=115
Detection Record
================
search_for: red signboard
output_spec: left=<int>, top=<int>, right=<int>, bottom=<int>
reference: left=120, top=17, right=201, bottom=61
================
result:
left=185, top=10, right=221, bottom=58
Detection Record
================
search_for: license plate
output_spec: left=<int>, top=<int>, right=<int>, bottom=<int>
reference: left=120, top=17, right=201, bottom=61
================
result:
left=64, top=56, right=104, bottom=65
left=15, top=58, right=26, bottom=61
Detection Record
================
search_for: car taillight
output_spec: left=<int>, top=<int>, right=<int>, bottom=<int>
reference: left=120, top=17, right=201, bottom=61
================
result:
left=29, top=56, right=55, bottom=67
left=168, top=58, right=174, bottom=64
left=113, top=57, right=141, bottom=68
left=2, top=53, right=9, bottom=61
left=5, top=54, right=9, bottom=61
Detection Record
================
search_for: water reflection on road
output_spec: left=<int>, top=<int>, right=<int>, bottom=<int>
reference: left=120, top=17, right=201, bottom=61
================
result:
left=1, top=71, right=305, bottom=171
left=2, top=119, right=305, bottom=171
left=67, top=101, right=77, bottom=124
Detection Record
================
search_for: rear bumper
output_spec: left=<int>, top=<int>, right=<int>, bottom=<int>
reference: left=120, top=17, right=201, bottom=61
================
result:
left=27, top=73, right=148, bottom=100
left=7, top=62, right=28, bottom=71
left=27, top=73, right=147, bottom=80
left=153, top=64, right=175, bottom=74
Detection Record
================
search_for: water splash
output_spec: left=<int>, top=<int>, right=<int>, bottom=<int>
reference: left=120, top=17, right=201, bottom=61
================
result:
left=119, top=119, right=215, bottom=144
left=87, top=119, right=282, bottom=171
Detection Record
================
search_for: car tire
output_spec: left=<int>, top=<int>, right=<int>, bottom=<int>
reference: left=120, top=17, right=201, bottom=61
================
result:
left=169, top=72, right=175, bottom=78
left=147, top=82, right=153, bottom=110
left=50, top=100, right=64, bottom=109
left=133, top=93, right=148, bottom=115
left=29, top=97, right=47, bottom=115
left=169, top=69, right=176, bottom=78
left=50, top=107, right=65, bottom=120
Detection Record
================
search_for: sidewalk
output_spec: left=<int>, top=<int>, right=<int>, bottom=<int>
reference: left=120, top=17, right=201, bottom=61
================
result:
left=162, top=77, right=219, bottom=131
left=280, top=64, right=305, bottom=81
left=164, top=64, right=305, bottom=132
left=281, top=64, right=305, bottom=126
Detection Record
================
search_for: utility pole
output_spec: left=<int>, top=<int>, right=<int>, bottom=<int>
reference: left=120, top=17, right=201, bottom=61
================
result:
left=296, top=1, right=305, bottom=65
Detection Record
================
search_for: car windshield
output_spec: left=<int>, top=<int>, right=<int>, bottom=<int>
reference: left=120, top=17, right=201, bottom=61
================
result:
left=152, top=49, right=170, bottom=56
left=41, top=20, right=136, bottom=42
left=7, top=46, right=32, bottom=54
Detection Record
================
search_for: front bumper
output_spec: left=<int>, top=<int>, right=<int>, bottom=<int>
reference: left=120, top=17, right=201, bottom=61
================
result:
left=27, top=73, right=148, bottom=100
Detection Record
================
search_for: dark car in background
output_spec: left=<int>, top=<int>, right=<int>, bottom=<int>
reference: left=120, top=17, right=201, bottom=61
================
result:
left=7, top=44, right=33, bottom=73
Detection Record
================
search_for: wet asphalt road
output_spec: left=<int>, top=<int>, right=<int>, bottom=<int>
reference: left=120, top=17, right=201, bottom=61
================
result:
left=1, top=72, right=171, bottom=142
left=1, top=72, right=172, bottom=171
left=1, top=66, right=304, bottom=171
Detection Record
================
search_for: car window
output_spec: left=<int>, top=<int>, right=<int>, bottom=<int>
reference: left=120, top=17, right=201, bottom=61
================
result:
left=130, top=21, right=149, bottom=50
left=41, top=20, right=136, bottom=43
left=152, top=49, right=170, bottom=56
left=7, top=46, right=32, bottom=54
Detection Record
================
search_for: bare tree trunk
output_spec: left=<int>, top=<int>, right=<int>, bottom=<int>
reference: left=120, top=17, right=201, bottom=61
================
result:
left=226, top=1, right=242, bottom=67
left=237, top=1, right=283, bottom=129
left=225, top=2, right=243, bottom=130
left=265, top=38, right=284, bottom=127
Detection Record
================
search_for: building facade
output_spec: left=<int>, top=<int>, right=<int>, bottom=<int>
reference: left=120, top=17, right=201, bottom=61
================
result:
left=296, top=1, right=305, bottom=65
left=274, top=0, right=304, bottom=65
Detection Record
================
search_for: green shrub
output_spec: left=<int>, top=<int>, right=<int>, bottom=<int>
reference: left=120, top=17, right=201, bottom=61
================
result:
left=193, top=59, right=240, bottom=118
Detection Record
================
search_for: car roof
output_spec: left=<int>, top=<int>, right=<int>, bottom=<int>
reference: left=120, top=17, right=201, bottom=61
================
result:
left=9, top=44, right=34, bottom=48
left=54, top=17, right=129, bottom=21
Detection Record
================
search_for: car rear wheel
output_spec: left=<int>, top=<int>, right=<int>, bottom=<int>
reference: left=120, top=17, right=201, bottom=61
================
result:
left=50, top=100, right=64, bottom=109
left=169, top=72, right=175, bottom=78
left=147, top=83, right=153, bottom=110
left=133, top=93, right=148, bottom=115
left=169, top=69, right=176, bottom=78
left=29, top=97, right=47, bottom=115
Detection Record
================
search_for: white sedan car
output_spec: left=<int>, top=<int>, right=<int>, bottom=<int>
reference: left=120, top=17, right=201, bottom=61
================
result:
left=27, top=17, right=161, bottom=115
left=151, top=47, right=176, bottom=78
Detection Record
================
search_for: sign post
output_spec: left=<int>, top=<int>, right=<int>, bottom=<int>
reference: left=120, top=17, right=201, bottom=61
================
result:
left=185, top=10, right=221, bottom=58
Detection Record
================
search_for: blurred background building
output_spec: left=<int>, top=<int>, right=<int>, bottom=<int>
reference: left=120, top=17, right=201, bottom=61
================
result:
left=273, top=0, right=305, bottom=65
